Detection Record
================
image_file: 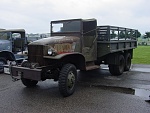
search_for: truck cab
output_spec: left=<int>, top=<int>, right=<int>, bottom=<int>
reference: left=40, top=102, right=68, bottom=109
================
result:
left=51, top=18, right=97, bottom=62
left=0, top=29, right=27, bottom=73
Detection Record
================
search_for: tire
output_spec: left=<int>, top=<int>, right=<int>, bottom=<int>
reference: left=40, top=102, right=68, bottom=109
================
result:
left=21, top=78, right=38, bottom=87
left=124, top=53, right=131, bottom=71
left=21, top=60, right=38, bottom=87
left=21, top=60, right=31, bottom=68
left=109, top=55, right=125, bottom=76
left=59, top=64, right=77, bottom=97
left=0, top=57, right=7, bottom=73
left=109, top=64, right=115, bottom=75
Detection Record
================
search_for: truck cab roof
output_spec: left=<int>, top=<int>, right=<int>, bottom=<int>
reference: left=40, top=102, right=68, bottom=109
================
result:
left=0, top=29, right=25, bottom=33
left=51, top=18, right=96, bottom=23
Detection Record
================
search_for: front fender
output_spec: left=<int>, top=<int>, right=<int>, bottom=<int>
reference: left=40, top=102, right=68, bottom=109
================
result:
left=43, top=52, right=86, bottom=70
left=0, top=51, right=15, bottom=61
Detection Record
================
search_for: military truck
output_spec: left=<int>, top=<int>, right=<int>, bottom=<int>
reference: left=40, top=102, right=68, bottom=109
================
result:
left=0, top=29, right=27, bottom=73
left=11, top=18, right=137, bottom=97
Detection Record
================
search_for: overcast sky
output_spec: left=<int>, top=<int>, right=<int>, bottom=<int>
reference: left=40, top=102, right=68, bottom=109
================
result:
left=0, top=0, right=150, bottom=34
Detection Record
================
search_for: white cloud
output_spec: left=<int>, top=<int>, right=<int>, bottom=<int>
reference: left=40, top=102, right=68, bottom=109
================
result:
left=0, top=0, right=150, bottom=34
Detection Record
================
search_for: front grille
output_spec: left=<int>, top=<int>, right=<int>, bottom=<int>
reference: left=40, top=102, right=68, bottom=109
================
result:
left=28, top=45, right=45, bottom=66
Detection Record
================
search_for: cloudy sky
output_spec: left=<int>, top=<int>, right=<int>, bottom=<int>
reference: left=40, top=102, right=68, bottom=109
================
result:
left=0, top=0, right=150, bottom=34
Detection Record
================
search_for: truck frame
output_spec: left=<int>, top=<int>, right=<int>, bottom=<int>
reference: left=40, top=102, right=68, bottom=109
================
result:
left=11, top=19, right=137, bottom=97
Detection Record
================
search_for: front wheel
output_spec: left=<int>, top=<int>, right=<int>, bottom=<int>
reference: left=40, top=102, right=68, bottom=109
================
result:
left=59, top=64, right=77, bottom=97
left=21, top=61, right=38, bottom=87
left=21, top=78, right=38, bottom=87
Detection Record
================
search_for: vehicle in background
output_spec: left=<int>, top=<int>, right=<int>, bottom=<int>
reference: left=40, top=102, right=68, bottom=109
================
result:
left=26, top=33, right=50, bottom=43
left=11, top=18, right=137, bottom=97
left=0, top=29, right=28, bottom=73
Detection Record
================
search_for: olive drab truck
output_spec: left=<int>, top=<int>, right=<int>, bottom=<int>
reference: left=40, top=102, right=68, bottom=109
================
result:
left=10, top=19, right=137, bottom=97
left=0, top=29, right=28, bottom=73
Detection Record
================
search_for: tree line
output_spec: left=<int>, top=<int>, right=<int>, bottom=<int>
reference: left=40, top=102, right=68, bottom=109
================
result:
left=144, top=32, right=150, bottom=39
left=110, top=30, right=141, bottom=39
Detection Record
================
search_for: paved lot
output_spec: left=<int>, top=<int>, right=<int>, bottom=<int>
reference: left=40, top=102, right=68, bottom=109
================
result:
left=0, top=64, right=150, bottom=113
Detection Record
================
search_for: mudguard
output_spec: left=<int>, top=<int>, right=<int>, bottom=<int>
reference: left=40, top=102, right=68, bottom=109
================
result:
left=43, top=52, right=86, bottom=70
left=0, top=51, right=15, bottom=61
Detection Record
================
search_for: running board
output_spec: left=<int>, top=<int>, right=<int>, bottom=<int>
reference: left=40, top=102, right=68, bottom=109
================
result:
left=85, top=62, right=100, bottom=71
left=86, top=65, right=100, bottom=70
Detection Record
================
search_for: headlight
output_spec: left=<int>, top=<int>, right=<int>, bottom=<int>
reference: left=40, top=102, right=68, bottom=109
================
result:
left=48, top=49, right=53, bottom=55
left=47, top=46, right=57, bottom=56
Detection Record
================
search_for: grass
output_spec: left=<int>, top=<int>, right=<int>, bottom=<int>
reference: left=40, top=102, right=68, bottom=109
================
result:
left=132, top=46, right=150, bottom=64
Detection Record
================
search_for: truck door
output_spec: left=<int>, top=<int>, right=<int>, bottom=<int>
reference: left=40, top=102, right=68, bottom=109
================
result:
left=82, top=19, right=97, bottom=62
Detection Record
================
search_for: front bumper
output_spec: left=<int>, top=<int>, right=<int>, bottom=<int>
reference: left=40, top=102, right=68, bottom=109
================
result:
left=11, top=66, right=42, bottom=81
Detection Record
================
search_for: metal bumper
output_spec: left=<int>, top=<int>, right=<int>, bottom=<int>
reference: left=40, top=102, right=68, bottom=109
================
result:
left=11, top=66, right=42, bottom=81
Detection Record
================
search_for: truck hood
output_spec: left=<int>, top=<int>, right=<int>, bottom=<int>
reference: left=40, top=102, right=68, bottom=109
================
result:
left=0, top=40, right=10, bottom=44
left=29, top=36, right=80, bottom=45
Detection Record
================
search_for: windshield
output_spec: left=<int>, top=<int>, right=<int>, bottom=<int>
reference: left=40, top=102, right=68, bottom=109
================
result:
left=0, top=32, right=11, bottom=40
left=51, top=20, right=81, bottom=33
left=0, top=32, right=22, bottom=40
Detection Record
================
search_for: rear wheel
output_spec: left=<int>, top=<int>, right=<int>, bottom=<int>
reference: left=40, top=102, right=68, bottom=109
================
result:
left=21, top=61, right=38, bottom=87
left=109, top=55, right=125, bottom=76
left=124, top=53, right=131, bottom=71
left=59, top=64, right=77, bottom=97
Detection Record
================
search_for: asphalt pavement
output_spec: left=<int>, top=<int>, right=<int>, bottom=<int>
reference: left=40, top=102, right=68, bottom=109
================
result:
left=0, top=64, right=150, bottom=113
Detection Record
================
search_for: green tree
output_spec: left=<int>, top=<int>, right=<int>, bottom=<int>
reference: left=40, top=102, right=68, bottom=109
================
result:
left=132, top=30, right=141, bottom=38
left=119, top=31, right=125, bottom=38
left=145, top=32, right=150, bottom=38
left=110, top=30, right=116, bottom=39
left=136, top=30, right=141, bottom=38
left=125, top=30, right=141, bottom=39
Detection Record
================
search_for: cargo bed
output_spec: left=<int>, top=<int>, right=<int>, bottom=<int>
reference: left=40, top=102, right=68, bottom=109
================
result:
left=97, top=26, right=137, bottom=57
